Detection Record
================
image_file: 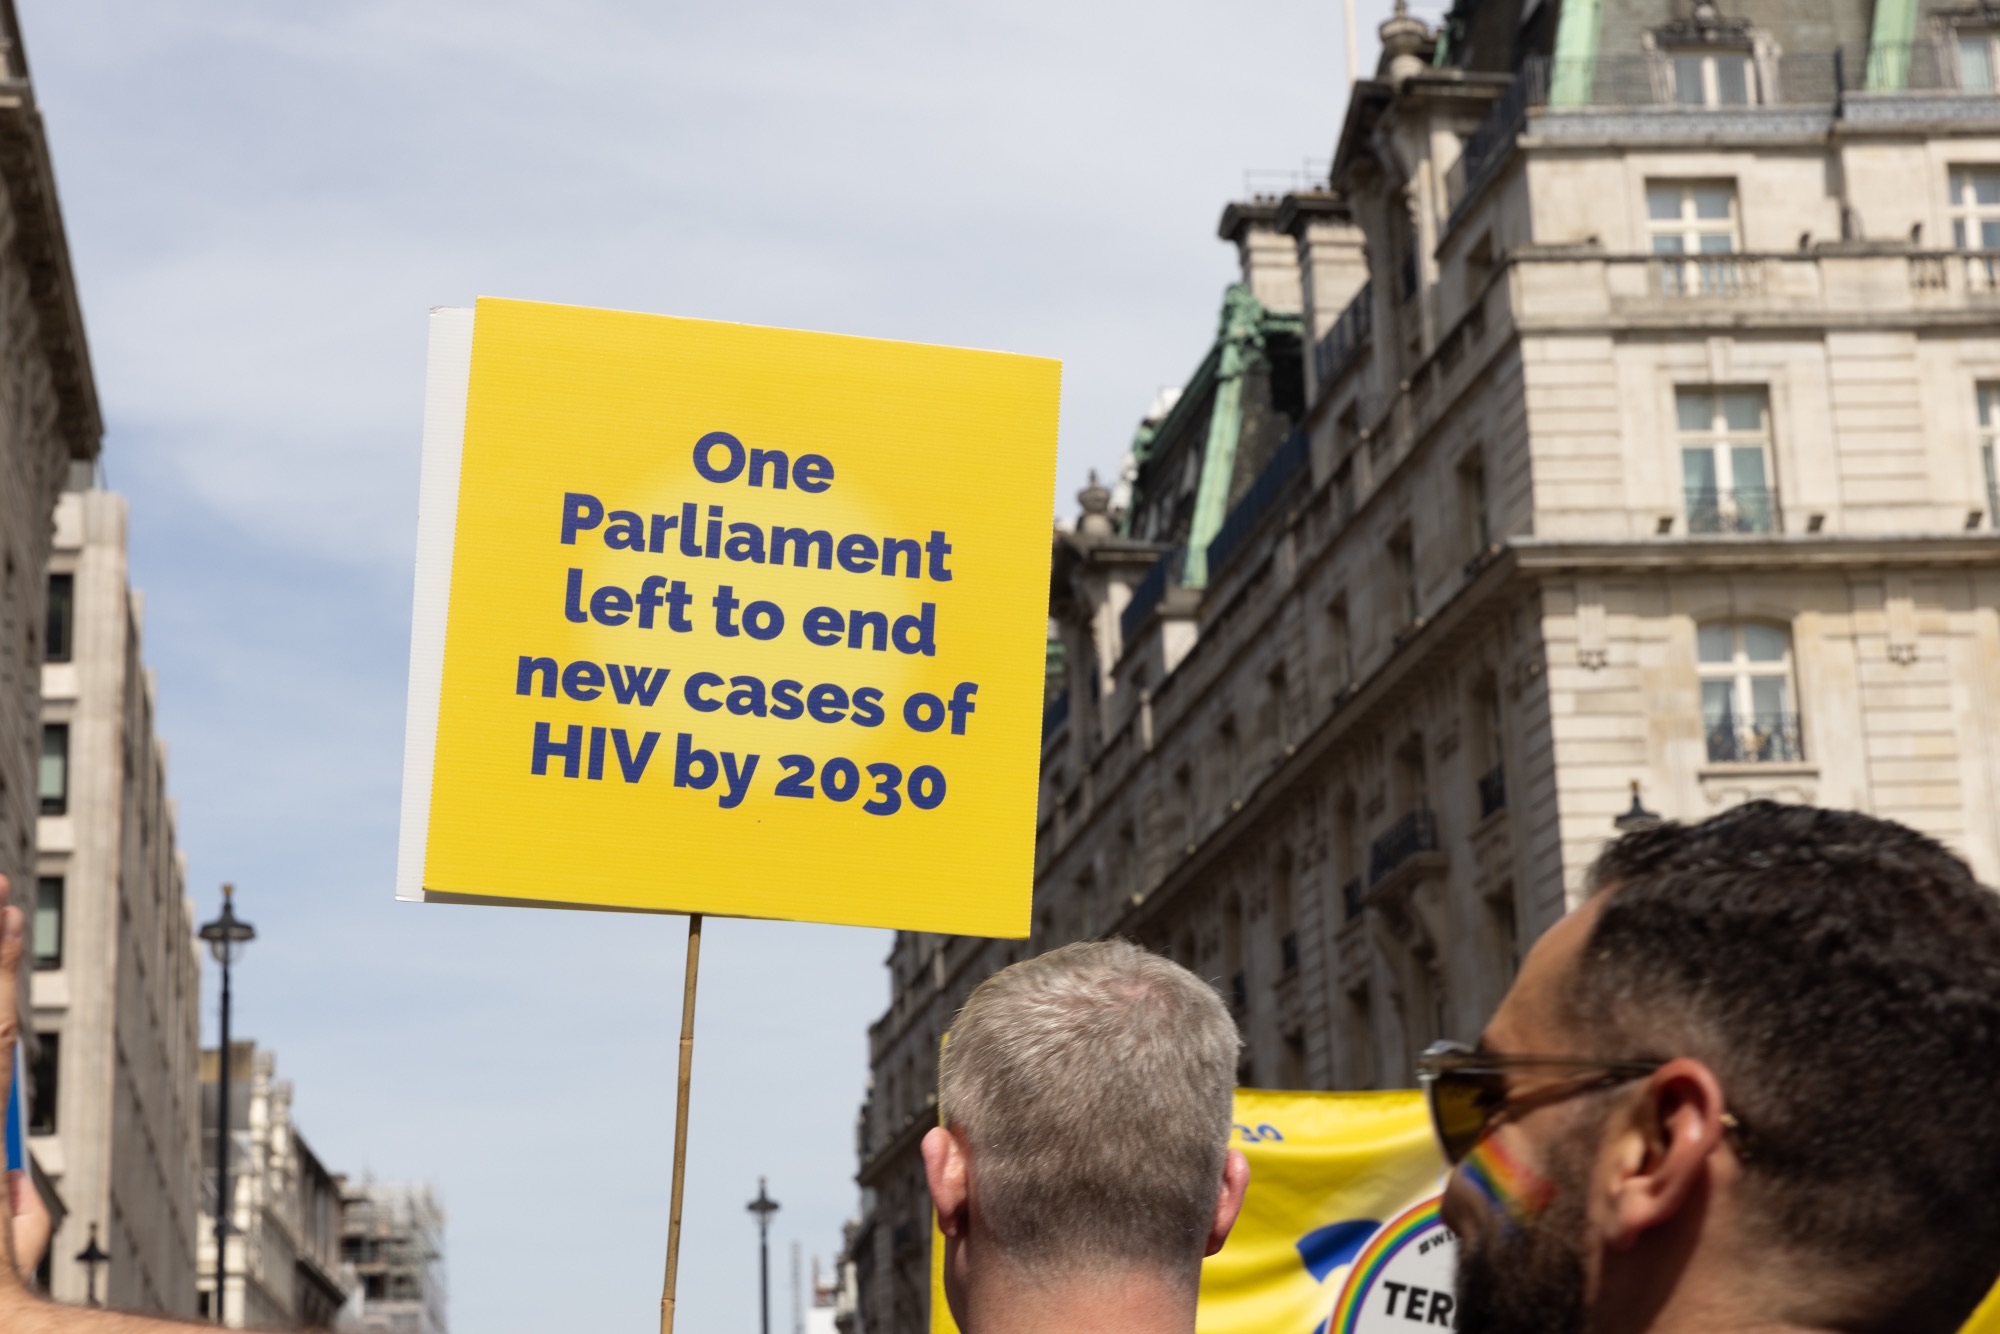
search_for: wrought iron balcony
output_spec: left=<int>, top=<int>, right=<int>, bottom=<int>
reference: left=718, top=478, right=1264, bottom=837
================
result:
left=1119, top=545, right=1184, bottom=644
left=1205, top=428, right=1309, bottom=580
left=1042, top=688, right=1069, bottom=741
left=1685, top=487, right=1781, bottom=535
left=1478, top=764, right=1506, bottom=819
left=1312, top=281, right=1373, bottom=392
left=1369, top=809, right=1440, bottom=885
left=1340, top=877, right=1364, bottom=922
left=1705, top=713, right=1805, bottom=764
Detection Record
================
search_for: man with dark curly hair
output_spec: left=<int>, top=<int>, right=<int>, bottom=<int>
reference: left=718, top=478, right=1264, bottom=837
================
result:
left=1420, top=801, right=2000, bottom=1334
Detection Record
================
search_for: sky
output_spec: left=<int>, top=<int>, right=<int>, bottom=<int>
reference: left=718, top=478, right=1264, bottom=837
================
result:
left=21, top=2, right=1440, bottom=1329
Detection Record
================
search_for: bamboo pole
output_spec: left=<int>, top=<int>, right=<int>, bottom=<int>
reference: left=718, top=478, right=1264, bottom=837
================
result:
left=659, top=913, right=704, bottom=1334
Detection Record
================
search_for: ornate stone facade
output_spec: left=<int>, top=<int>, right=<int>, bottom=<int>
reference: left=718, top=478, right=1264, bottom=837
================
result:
left=847, top=3, right=2000, bottom=1329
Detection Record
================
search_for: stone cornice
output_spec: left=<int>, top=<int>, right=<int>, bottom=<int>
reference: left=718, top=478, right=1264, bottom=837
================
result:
left=0, top=64, right=101, bottom=460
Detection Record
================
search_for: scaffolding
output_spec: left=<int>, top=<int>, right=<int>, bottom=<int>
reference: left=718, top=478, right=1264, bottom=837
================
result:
left=337, top=1182, right=447, bottom=1334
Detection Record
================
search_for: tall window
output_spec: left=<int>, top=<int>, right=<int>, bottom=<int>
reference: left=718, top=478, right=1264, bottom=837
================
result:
left=1958, top=29, right=2000, bottom=92
left=1982, top=385, right=2000, bottom=529
left=1678, top=388, right=1777, bottom=533
left=1698, top=621, right=1802, bottom=762
left=44, top=574, right=72, bottom=664
left=39, top=724, right=68, bottom=816
left=28, top=1032, right=57, bottom=1135
left=1668, top=48, right=1757, bottom=106
left=1459, top=453, right=1491, bottom=560
left=32, top=876, right=61, bottom=971
left=1389, top=528, right=1418, bottom=629
left=1328, top=596, right=1353, bottom=692
left=1951, top=167, right=2000, bottom=251
left=1647, top=182, right=1741, bottom=295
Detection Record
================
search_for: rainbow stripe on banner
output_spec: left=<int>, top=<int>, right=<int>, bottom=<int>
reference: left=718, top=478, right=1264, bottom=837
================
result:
left=1327, top=1197, right=1449, bottom=1334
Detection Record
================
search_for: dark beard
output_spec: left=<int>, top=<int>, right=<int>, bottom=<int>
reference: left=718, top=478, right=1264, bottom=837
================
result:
left=1452, top=1161, right=1589, bottom=1334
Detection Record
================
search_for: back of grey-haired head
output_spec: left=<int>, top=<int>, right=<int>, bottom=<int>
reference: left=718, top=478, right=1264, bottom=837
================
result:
left=937, top=939, right=1240, bottom=1283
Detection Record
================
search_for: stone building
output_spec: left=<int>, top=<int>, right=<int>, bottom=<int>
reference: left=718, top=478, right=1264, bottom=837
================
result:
left=0, top=0, right=104, bottom=1252
left=847, top=1, right=2000, bottom=1328
left=196, top=1042, right=352, bottom=1328
left=32, top=487, right=203, bottom=1314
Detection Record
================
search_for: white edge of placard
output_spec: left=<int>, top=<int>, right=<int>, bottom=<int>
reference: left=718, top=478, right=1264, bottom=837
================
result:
left=396, top=306, right=475, bottom=903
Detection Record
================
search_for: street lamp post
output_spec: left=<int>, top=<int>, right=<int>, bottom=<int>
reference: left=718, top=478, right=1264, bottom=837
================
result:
left=1613, top=780, right=1662, bottom=833
left=197, top=885, right=255, bottom=1326
left=746, top=1179, right=780, bottom=1334
left=73, top=1223, right=108, bottom=1307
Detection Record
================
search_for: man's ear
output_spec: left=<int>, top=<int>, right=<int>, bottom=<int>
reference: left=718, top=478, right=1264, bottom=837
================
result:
left=1203, top=1149, right=1252, bottom=1257
left=1602, top=1058, right=1731, bottom=1251
left=921, top=1126, right=971, bottom=1240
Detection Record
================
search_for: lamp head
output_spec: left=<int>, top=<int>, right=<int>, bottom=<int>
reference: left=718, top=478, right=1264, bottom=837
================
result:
left=198, top=884, right=256, bottom=966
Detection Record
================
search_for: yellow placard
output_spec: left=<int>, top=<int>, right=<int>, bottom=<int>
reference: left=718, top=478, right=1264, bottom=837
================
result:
left=397, top=298, right=1060, bottom=935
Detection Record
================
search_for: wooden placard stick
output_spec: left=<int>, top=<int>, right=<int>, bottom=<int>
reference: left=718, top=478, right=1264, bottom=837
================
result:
left=659, top=912, right=703, bottom=1334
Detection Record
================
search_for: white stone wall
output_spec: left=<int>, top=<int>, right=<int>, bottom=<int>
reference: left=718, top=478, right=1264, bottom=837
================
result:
left=33, top=489, right=202, bottom=1315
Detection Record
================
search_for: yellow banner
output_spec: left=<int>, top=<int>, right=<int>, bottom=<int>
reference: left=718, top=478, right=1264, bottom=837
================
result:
left=932, top=1089, right=1446, bottom=1334
left=398, top=299, right=1059, bottom=935
left=931, top=1087, right=2000, bottom=1333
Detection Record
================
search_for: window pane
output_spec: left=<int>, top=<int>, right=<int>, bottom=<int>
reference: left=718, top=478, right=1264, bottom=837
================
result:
left=1716, top=57, right=1750, bottom=105
left=1953, top=168, right=1970, bottom=204
left=1983, top=220, right=2000, bottom=250
left=1975, top=168, right=2000, bottom=207
left=1956, top=218, right=1970, bottom=250
left=1697, top=623, right=1735, bottom=663
left=1677, top=391, right=1713, bottom=434
left=1743, top=623, right=1788, bottom=662
left=44, top=574, right=71, bottom=664
left=1982, top=385, right=1998, bottom=428
left=1721, top=391, right=1763, bottom=432
left=38, top=725, right=67, bottom=816
left=28, top=1033, right=57, bottom=1136
left=1693, top=186, right=1733, bottom=220
left=1698, top=232, right=1735, bottom=253
left=1647, top=186, right=1682, bottom=221
left=32, top=877, right=61, bottom=970
left=1701, top=678, right=1736, bottom=724
left=1730, top=446, right=1769, bottom=491
left=1750, top=674, right=1789, bottom=718
left=1674, top=56, right=1707, bottom=105
left=1652, top=234, right=1686, bottom=254
left=1683, top=448, right=1719, bottom=501
left=1963, top=36, right=1995, bottom=93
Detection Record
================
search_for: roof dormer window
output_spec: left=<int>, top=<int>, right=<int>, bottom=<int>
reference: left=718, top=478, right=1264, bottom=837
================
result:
left=1668, top=48, right=1758, bottom=105
left=1957, top=28, right=2000, bottom=92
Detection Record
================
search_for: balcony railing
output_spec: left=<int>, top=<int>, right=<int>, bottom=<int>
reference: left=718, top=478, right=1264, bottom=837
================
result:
left=1042, top=688, right=1069, bottom=741
left=1686, top=487, right=1781, bottom=535
left=1654, top=255, right=1764, bottom=299
left=1369, top=809, right=1440, bottom=884
left=1449, top=51, right=1845, bottom=224
left=1205, top=428, right=1309, bottom=580
left=1705, top=713, right=1805, bottom=764
left=1340, top=877, right=1364, bottom=922
left=1312, top=281, right=1373, bottom=392
left=1478, top=764, right=1506, bottom=819
left=1119, top=545, right=1184, bottom=645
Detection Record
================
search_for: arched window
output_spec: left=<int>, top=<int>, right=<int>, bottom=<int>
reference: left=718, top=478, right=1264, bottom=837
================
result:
left=1697, top=621, right=1802, bottom=762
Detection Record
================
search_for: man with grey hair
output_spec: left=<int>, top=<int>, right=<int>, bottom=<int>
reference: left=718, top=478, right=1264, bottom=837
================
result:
left=921, top=939, right=1250, bottom=1334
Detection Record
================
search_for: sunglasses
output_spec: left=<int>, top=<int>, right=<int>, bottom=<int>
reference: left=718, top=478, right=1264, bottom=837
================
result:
left=1415, top=1040, right=1667, bottom=1166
